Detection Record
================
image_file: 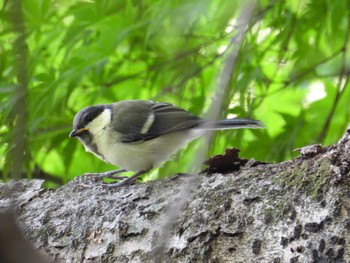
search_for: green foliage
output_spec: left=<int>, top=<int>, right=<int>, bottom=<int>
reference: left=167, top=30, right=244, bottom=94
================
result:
left=1, top=0, right=350, bottom=185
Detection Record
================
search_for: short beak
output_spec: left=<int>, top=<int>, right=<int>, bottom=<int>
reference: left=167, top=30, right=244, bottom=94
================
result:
left=69, top=127, right=89, bottom=137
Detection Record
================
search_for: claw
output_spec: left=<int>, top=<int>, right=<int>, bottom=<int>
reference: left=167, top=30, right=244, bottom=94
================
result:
left=74, top=168, right=149, bottom=188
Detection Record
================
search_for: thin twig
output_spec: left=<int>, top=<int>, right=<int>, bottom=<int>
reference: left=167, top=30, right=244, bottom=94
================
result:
left=317, top=17, right=350, bottom=143
left=152, top=2, right=258, bottom=261
left=103, top=34, right=227, bottom=88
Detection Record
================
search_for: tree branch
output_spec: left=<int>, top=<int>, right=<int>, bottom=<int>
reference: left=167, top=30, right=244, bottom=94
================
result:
left=1, top=127, right=350, bottom=262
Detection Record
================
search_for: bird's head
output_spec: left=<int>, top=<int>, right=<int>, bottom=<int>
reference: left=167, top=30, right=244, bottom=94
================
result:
left=69, top=105, right=111, bottom=138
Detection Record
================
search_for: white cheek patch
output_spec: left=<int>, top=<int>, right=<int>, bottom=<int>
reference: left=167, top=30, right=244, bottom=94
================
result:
left=86, top=108, right=112, bottom=136
left=140, top=112, right=155, bottom=134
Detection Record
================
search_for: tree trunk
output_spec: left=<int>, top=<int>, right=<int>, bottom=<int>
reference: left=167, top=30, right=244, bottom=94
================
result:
left=1, top=128, right=350, bottom=263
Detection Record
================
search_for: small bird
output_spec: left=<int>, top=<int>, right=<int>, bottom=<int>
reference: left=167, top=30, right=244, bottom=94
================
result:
left=69, top=100, right=262, bottom=186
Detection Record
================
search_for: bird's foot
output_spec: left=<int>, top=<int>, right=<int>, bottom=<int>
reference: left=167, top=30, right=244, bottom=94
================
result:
left=101, top=169, right=149, bottom=188
left=74, top=169, right=149, bottom=188
left=75, top=169, right=129, bottom=186
left=101, top=177, right=139, bottom=188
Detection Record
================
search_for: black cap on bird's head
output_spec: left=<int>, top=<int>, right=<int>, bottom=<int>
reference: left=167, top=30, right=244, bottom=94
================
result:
left=69, top=105, right=106, bottom=138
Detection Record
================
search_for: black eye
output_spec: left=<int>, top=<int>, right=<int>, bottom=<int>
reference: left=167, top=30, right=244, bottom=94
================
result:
left=80, top=105, right=105, bottom=125
left=84, top=114, right=94, bottom=123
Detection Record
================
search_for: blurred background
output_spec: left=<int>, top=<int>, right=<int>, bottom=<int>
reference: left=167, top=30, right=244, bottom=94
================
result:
left=1, top=0, right=350, bottom=187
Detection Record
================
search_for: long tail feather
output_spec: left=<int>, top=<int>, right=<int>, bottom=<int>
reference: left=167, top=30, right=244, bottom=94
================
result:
left=198, top=118, right=263, bottom=130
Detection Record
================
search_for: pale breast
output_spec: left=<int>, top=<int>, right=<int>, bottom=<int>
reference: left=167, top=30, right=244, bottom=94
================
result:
left=93, top=128, right=204, bottom=172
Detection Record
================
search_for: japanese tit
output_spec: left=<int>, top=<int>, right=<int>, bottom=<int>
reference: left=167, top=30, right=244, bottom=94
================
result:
left=69, top=100, right=262, bottom=186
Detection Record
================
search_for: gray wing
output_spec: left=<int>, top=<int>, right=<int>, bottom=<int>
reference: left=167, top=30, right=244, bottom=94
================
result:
left=110, top=100, right=203, bottom=143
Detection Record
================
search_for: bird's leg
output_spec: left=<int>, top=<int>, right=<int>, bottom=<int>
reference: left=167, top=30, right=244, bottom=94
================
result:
left=103, top=169, right=150, bottom=188
left=95, top=169, right=128, bottom=180
left=80, top=169, right=128, bottom=183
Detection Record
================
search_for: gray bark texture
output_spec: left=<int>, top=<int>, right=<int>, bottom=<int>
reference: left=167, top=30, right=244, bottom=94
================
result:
left=1, top=128, right=350, bottom=263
